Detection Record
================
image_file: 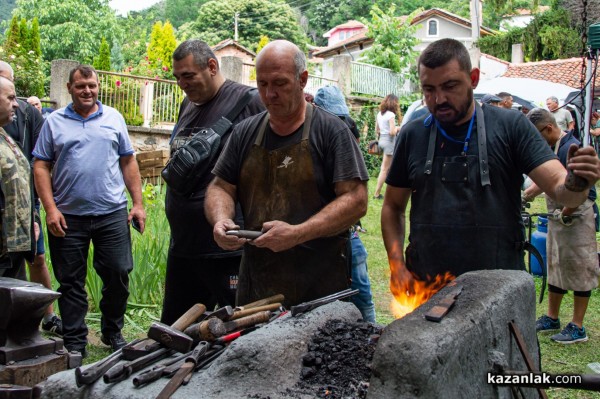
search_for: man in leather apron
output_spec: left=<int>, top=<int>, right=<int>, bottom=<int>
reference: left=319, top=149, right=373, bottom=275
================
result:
left=524, top=108, right=599, bottom=343
left=382, top=38, right=600, bottom=289
left=206, top=40, right=369, bottom=307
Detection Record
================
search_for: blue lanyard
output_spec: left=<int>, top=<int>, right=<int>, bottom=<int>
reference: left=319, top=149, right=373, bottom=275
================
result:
left=435, top=111, right=476, bottom=156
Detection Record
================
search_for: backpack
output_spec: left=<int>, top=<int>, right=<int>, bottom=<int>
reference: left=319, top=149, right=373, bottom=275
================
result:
left=161, top=89, right=257, bottom=197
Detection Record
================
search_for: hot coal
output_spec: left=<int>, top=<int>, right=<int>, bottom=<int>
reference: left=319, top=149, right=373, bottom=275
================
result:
left=296, top=319, right=383, bottom=399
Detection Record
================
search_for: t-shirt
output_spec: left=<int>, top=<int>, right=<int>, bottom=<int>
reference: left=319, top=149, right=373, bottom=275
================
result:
left=3, top=99, right=43, bottom=161
left=377, top=111, right=395, bottom=137
left=551, top=107, right=573, bottom=132
left=213, top=106, right=369, bottom=205
left=33, top=102, right=133, bottom=216
left=165, top=80, right=265, bottom=258
left=387, top=104, right=556, bottom=234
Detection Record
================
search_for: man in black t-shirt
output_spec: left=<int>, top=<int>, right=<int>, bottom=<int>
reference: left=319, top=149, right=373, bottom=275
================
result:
left=205, top=40, right=369, bottom=308
left=381, top=39, right=600, bottom=288
left=160, top=40, right=265, bottom=324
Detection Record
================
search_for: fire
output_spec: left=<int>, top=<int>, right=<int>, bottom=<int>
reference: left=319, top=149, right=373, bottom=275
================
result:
left=389, top=246, right=455, bottom=318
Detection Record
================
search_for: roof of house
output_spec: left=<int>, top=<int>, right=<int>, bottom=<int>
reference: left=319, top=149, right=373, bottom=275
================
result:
left=411, top=8, right=494, bottom=35
left=481, top=53, right=510, bottom=65
left=503, top=6, right=550, bottom=17
left=323, top=20, right=366, bottom=38
left=313, top=8, right=494, bottom=58
left=502, top=57, right=598, bottom=89
left=212, top=39, right=256, bottom=57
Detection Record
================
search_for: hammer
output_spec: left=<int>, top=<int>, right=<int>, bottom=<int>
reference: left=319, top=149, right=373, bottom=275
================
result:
left=147, top=303, right=207, bottom=354
left=184, top=310, right=272, bottom=342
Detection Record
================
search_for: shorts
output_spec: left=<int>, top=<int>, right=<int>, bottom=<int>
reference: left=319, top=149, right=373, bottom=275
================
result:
left=378, top=135, right=396, bottom=156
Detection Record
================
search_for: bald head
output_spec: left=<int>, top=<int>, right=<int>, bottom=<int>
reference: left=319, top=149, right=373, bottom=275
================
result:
left=256, top=40, right=306, bottom=79
left=0, top=75, right=18, bottom=126
left=27, top=96, right=42, bottom=112
left=0, top=61, right=14, bottom=81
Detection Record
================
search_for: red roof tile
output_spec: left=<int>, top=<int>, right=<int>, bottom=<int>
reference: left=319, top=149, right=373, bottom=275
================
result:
left=502, top=57, right=599, bottom=89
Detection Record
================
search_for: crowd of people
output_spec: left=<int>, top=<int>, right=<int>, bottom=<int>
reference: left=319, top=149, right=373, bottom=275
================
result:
left=1, top=37, right=599, bottom=360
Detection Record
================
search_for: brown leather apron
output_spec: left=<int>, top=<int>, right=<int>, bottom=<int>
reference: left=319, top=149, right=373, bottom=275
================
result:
left=236, top=105, right=350, bottom=307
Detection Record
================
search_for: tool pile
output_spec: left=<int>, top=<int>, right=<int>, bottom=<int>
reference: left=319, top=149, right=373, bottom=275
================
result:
left=75, top=294, right=285, bottom=398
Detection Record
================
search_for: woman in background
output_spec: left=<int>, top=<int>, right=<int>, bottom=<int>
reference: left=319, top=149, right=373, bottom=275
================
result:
left=373, top=94, right=401, bottom=199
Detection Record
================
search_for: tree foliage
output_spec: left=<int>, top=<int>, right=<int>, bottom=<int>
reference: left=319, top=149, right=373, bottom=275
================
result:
left=165, top=0, right=207, bottom=28
left=0, top=15, right=44, bottom=96
left=189, top=0, right=307, bottom=51
left=13, top=0, right=122, bottom=64
left=147, top=21, right=177, bottom=73
left=478, top=8, right=580, bottom=61
left=93, top=37, right=111, bottom=71
left=361, top=6, right=420, bottom=75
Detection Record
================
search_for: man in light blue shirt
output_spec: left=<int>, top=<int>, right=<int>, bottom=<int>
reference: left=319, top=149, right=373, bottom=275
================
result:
left=33, top=65, right=146, bottom=357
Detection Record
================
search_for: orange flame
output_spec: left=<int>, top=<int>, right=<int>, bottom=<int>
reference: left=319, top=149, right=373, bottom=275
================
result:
left=389, top=244, right=455, bottom=319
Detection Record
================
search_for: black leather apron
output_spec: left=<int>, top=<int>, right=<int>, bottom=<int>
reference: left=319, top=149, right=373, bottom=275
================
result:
left=407, top=103, right=525, bottom=280
left=237, top=105, right=349, bottom=307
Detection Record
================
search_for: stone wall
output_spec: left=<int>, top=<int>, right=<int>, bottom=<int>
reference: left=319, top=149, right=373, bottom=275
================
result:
left=128, top=126, right=172, bottom=153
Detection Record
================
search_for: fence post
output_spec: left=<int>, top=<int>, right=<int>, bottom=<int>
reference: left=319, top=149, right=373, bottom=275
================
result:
left=50, top=59, right=79, bottom=109
left=140, top=81, right=154, bottom=128
left=220, top=56, right=243, bottom=83
left=332, top=55, right=352, bottom=96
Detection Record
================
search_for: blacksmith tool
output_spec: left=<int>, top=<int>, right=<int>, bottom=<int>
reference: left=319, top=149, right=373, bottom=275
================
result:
left=290, top=289, right=359, bottom=316
left=103, top=347, right=174, bottom=384
left=147, top=303, right=207, bottom=354
left=424, top=285, right=463, bottom=322
left=508, top=321, right=548, bottom=399
left=226, top=230, right=263, bottom=239
left=234, top=294, right=285, bottom=311
left=155, top=341, right=211, bottom=399
left=229, top=303, right=282, bottom=320
left=132, top=350, right=191, bottom=387
left=75, top=338, right=143, bottom=387
left=184, top=310, right=271, bottom=343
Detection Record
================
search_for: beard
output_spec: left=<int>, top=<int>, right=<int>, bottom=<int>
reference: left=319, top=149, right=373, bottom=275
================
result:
left=433, top=90, right=474, bottom=127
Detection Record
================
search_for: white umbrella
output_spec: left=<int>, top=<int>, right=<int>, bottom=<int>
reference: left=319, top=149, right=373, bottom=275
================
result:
left=474, top=77, right=579, bottom=107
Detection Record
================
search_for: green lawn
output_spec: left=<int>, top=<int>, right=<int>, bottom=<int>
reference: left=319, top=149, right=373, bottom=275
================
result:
left=44, top=179, right=599, bottom=398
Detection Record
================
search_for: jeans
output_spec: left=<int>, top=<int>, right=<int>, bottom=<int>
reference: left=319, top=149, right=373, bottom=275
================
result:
left=350, top=235, right=376, bottom=322
left=47, top=208, right=132, bottom=351
left=160, top=253, right=240, bottom=325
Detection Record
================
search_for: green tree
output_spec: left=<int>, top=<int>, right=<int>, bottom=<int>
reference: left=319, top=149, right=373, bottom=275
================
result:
left=165, top=0, right=207, bottom=28
left=93, top=37, right=111, bottom=71
left=110, top=41, right=125, bottom=72
left=147, top=21, right=177, bottom=73
left=13, top=0, right=122, bottom=64
left=3, top=15, right=21, bottom=51
left=361, top=6, right=420, bottom=74
left=189, top=0, right=307, bottom=51
left=29, top=17, right=41, bottom=57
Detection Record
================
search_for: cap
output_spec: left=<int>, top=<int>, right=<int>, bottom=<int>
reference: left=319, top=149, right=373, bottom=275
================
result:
left=481, top=94, right=502, bottom=104
left=314, top=86, right=349, bottom=116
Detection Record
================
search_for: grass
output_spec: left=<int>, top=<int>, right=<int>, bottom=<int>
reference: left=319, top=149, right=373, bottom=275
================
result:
left=40, top=180, right=600, bottom=398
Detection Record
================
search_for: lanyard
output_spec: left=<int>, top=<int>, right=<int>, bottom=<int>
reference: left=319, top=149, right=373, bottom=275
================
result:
left=435, top=111, right=476, bottom=156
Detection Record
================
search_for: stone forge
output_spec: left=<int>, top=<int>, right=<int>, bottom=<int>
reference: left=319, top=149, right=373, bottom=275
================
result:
left=369, top=269, right=539, bottom=399
left=38, top=270, right=539, bottom=399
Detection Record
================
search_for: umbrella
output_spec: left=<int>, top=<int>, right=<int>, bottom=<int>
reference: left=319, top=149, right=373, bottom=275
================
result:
left=474, top=77, right=579, bottom=107
left=474, top=93, right=536, bottom=111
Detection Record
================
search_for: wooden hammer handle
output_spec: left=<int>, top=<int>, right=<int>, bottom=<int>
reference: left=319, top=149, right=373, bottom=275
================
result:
left=230, top=303, right=282, bottom=320
left=224, top=311, right=271, bottom=333
left=172, top=303, right=206, bottom=331
left=239, top=294, right=284, bottom=310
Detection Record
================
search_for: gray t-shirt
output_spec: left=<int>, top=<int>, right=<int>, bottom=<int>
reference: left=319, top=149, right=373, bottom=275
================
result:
left=213, top=106, right=369, bottom=204
left=551, top=107, right=573, bottom=131
left=33, top=102, right=133, bottom=216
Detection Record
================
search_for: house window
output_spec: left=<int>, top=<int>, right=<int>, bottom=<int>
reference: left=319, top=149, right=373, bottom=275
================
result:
left=427, top=19, right=439, bottom=37
left=339, top=31, right=346, bottom=40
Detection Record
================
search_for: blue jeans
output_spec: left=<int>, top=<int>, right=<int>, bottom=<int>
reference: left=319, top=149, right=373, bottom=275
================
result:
left=350, top=235, right=376, bottom=322
left=47, top=208, right=133, bottom=351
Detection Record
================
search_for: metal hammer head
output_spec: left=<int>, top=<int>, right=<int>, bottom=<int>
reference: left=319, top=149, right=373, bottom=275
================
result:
left=147, top=322, right=193, bottom=353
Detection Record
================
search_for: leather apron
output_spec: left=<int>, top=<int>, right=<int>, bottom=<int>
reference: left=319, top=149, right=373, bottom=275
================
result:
left=236, top=105, right=350, bottom=307
left=406, top=103, right=525, bottom=280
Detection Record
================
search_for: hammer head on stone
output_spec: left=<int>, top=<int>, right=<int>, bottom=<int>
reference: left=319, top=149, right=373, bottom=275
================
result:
left=147, top=322, right=193, bottom=353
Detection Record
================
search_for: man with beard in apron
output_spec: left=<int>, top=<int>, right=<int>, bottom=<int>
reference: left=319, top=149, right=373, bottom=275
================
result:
left=524, top=108, right=599, bottom=344
left=382, top=39, right=600, bottom=293
left=206, top=40, right=369, bottom=308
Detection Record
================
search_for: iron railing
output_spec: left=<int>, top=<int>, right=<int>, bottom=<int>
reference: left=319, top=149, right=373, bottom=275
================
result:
left=351, top=62, right=410, bottom=98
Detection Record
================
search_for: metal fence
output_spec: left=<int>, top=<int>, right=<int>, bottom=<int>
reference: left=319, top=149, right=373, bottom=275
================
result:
left=97, top=71, right=184, bottom=128
left=351, top=62, right=410, bottom=98
left=241, top=61, right=337, bottom=94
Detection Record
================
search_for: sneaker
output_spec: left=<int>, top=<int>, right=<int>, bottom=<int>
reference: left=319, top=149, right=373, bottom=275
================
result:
left=41, top=315, right=63, bottom=336
left=551, top=322, right=588, bottom=344
left=535, top=315, right=560, bottom=332
left=101, top=332, right=128, bottom=352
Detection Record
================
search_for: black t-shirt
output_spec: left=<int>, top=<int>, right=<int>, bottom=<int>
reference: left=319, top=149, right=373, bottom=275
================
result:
left=165, top=80, right=265, bottom=259
left=213, top=106, right=369, bottom=206
left=4, top=99, right=43, bottom=160
left=387, top=104, right=557, bottom=229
